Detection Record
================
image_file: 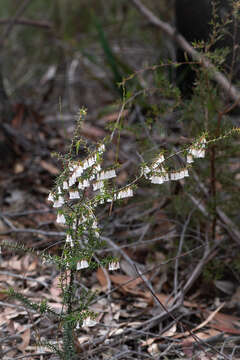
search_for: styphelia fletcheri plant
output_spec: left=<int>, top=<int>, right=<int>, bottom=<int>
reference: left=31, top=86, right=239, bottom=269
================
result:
left=44, top=108, right=211, bottom=356
left=5, top=106, right=239, bottom=358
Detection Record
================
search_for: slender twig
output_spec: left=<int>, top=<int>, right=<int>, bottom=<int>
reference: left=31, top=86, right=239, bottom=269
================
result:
left=0, top=270, right=48, bottom=287
left=0, top=18, right=52, bottom=29
left=0, top=0, right=33, bottom=48
left=174, top=211, right=193, bottom=295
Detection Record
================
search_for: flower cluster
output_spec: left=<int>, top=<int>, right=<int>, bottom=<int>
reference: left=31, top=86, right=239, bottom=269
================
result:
left=142, top=136, right=207, bottom=186
left=47, top=141, right=134, bottom=281
left=188, top=135, right=206, bottom=160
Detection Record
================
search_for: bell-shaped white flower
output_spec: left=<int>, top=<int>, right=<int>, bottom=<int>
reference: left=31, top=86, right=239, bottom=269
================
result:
left=48, top=192, right=54, bottom=202
left=97, top=169, right=116, bottom=181
left=66, top=234, right=74, bottom=247
left=83, top=179, right=90, bottom=188
left=69, top=173, right=77, bottom=187
left=187, top=154, right=194, bottom=163
left=109, top=261, right=120, bottom=271
left=151, top=175, right=164, bottom=184
left=116, top=187, right=133, bottom=200
left=82, top=316, right=97, bottom=327
left=69, top=163, right=77, bottom=172
left=77, top=259, right=89, bottom=270
left=93, top=181, right=104, bottom=191
left=63, top=181, right=69, bottom=190
left=92, top=220, right=98, bottom=229
left=53, top=196, right=65, bottom=208
left=69, top=190, right=80, bottom=199
left=152, top=154, right=165, bottom=169
left=162, top=173, right=169, bottom=182
left=56, top=213, right=66, bottom=224
left=76, top=165, right=83, bottom=177
left=97, top=144, right=105, bottom=154
left=142, top=166, right=151, bottom=178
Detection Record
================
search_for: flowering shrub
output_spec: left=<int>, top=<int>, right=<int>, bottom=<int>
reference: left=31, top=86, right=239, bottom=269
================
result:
left=4, top=106, right=239, bottom=359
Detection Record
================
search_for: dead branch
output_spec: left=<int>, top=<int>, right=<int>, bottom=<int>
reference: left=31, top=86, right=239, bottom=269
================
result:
left=0, top=18, right=52, bottom=29
left=130, top=0, right=240, bottom=103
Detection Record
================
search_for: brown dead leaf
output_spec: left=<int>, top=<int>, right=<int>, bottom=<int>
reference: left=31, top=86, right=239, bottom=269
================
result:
left=17, top=328, right=31, bottom=352
left=14, top=162, right=24, bottom=174
left=208, top=311, right=240, bottom=334
left=6, top=256, right=22, bottom=271
left=109, top=274, right=143, bottom=289
left=50, top=276, right=62, bottom=301
left=81, top=123, right=106, bottom=140
left=161, top=323, right=177, bottom=337
left=100, top=110, right=129, bottom=123
left=96, top=268, right=108, bottom=289
left=40, top=160, right=60, bottom=175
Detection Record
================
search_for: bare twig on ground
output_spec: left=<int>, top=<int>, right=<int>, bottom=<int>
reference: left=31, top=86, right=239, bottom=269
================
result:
left=174, top=211, right=193, bottom=296
left=0, top=270, right=48, bottom=287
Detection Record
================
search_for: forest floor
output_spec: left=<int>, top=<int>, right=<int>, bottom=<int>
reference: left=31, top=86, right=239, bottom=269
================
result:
left=1, top=94, right=240, bottom=360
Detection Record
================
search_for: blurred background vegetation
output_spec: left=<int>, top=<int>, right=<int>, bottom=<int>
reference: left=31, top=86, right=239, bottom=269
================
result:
left=0, top=0, right=174, bottom=113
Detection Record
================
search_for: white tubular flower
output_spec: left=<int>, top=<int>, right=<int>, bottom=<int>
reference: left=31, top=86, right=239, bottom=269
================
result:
left=72, top=220, right=77, bottom=230
left=151, top=175, right=164, bottom=184
left=69, top=163, right=77, bottom=172
left=69, top=190, right=80, bottom=199
left=116, top=188, right=133, bottom=200
left=69, top=173, right=77, bottom=187
left=66, top=234, right=74, bottom=247
left=82, top=316, right=97, bottom=327
left=63, top=181, right=69, bottom=190
left=56, top=213, right=66, bottom=224
left=97, top=169, right=116, bottom=181
left=98, top=144, right=105, bottom=154
left=152, top=154, right=165, bottom=169
left=76, top=322, right=80, bottom=329
left=94, top=164, right=101, bottom=173
left=93, top=181, right=104, bottom=191
left=142, top=166, right=151, bottom=178
left=57, top=186, right=62, bottom=194
left=92, top=220, right=98, bottom=229
left=109, top=261, right=120, bottom=271
left=197, top=149, right=205, bottom=158
left=200, top=136, right=206, bottom=146
left=83, top=160, right=88, bottom=170
left=83, top=179, right=90, bottom=188
left=53, top=196, right=65, bottom=208
left=66, top=234, right=72, bottom=243
left=78, top=182, right=84, bottom=190
left=76, top=165, right=83, bottom=177
left=162, top=173, right=169, bottom=182
left=187, top=154, right=194, bottom=163
left=177, top=171, right=184, bottom=180
left=94, top=230, right=100, bottom=238
left=77, top=259, right=89, bottom=270
left=184, top=168, right=189, bottom=177
left=48, top=192, right=54, bottom=202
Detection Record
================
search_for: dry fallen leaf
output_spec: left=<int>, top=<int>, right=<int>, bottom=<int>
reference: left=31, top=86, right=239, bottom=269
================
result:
left=17, top=328, right=31, bottom=352
left=40, top=160, right=60, bottom=175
